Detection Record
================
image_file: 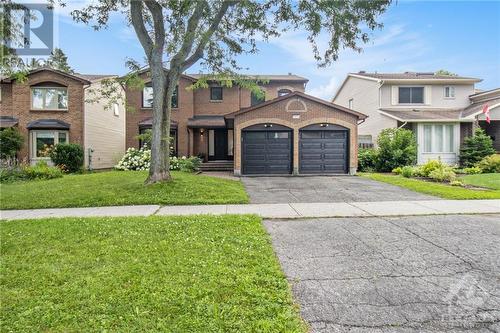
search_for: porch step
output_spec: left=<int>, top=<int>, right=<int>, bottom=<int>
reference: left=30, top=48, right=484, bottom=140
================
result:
left=199, top=161, right=234, bottom=172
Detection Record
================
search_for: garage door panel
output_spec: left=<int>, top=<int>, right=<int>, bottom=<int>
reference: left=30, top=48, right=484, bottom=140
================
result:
left=242, top=130, right=292, bottom=175
left=300, top=129, right=348, bottom=174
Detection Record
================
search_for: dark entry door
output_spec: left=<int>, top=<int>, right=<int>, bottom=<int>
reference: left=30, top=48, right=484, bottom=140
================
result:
left=242, top=129, right=292, bottom=175
left=299, top=128, right=348, bottom=174
left=214, top=129, right=227, bottom=160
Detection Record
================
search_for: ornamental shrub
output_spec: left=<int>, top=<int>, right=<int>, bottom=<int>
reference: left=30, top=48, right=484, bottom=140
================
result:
left=358, top=148, right=378, bottom=172
left=115, top=147, right=151, bottom=171
left=392, top=167, right=403, bottom=175
left=428, top=166, right=456, bottom=182
left=170, top=156, right=202, bottom=172
left=0, top=127, right=24, bottom=160
left=459, top=128, right=495, bottom=167
left=475, top=154, right=500, bottom=173
left=419, top=159, right=446, bottom=177
left=0, top=161, right=63, bottom=183
left=401, top=166, right=414, bottom=178
left=376, top=128, right=417, bottom=172
left=463, top=166, right=483, bottom=175
left=50, top=143, right=84, bottom=173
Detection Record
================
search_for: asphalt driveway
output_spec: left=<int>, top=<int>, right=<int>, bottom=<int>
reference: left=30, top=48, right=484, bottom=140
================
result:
left=264, top=214, right=500, bottom=332
left=242, top=176, right=438, bottom=203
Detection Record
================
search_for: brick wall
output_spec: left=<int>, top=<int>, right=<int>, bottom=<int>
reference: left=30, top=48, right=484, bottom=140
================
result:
left=0, top=71, right=86, bottom=162
left=234, top=96, right=360, bottom=174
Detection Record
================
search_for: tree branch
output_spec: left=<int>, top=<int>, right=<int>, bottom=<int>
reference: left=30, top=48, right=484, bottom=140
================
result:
left=130, top=0, right=154, bottom=60
left=170, top=0, right=206, bottom=69
left=143, top=0, right=165, bottom=49
left=181, top=0, right=235, bottom=71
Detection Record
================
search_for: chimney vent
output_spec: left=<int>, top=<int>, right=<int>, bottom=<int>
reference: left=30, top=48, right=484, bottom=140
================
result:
left=358, top=70, right=366, bottom=74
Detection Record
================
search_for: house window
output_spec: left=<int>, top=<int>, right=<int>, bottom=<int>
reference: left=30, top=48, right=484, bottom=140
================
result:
left=398, top=87, right=424, bottom=104
left=251, top=91, right=265, bottom=106
left=31, top=87, right=68, bottom=110
left=422, top=124, right=455, bottom=153
left=138, top=127, right=177, bottom=156
left=30, top=130, right=68, bottom=158
left=278, top=89, right=292, bottom=97
left=210, top=87, right=223, bottom=101
left=444, top=86, right=455, bottom=98
left=143, top=85, right=179, bottom=108
left=348, top=98, right=354, bottom=109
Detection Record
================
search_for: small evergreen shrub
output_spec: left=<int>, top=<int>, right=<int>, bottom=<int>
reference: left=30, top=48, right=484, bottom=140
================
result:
left=463, top=166, right=483, bottom=175
left=115, top=147, right=151, bottom=171
left=459, top=128, right=495, bottom=167
left=0, top=127, right=24, bottom=161
left=50, top=143, right=84, bottom=173
left=376, top=128, right=417, bottom=172
left=358, top=148, right=378, bottom=172
left=475, top=154, right=500, bottom=173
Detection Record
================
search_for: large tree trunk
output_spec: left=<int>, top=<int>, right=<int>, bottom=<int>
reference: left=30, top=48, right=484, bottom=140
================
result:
left=146, top=54, right=171, bottom=184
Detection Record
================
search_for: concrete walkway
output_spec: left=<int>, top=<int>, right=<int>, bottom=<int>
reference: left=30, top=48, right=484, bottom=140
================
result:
left=1, top=199, right=499, bottom=220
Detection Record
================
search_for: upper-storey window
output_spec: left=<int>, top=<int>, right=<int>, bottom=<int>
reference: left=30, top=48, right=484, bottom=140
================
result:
left=278, top=89, right=292, bottom=97
left=31, top=87, right=68, bottom=110
left=251, top=91, right=265, bottom=106
left=398, top=87, right=424, bottom=104
left=210, top=87, right=223, bottom=101
left=444, top=86, right=455, bottom=98
left=143, top=85, right=178, bottom=108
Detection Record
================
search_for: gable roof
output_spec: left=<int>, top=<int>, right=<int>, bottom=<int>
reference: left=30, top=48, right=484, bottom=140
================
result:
left=351, top=71, right=480, bottom=81
left=186, top=73, right=309, bottom=83
left=227, top=91, right=367, bottom=119
left=1, top=68, right=92, bottom=84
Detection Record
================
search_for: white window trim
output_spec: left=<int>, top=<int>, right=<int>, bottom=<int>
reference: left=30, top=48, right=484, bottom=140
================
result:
left=444, top=86, right=455, bottom=99
left=31, top=86, right=69, bottom=111
left=397, top=86, right=425, bottom=105
left=142, top=86, right=153, bottom=109
left=30, top=130, right=69, bottom=160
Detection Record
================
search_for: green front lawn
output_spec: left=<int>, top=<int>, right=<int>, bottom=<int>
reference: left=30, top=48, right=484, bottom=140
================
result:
left=0, top=171, right=249, bottom=210
left=1, top=215, right=306, bottom=332
left=360, top=173, right=500, bottom=200
left=461, top=173, right=500, bottom=190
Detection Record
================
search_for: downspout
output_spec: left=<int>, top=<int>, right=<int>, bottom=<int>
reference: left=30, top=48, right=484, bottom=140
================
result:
left=187, top=128, right=191, bottom=157
left=83, top=83, right=91, bottom=170
left=398, top=121, right=408, bottom=129
left=378, top=79, right=384, bottom=108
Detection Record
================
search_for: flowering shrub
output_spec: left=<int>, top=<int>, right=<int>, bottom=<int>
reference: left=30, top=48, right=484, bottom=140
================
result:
left=0, top=161, right=63, bottom=183
left=115, top=147, right=151, bottom=171
left=115, top=147, right=201, bottom=172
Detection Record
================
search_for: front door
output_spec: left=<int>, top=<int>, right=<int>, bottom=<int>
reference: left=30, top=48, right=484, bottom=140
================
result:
left=209, top=129, right=228, bottom=160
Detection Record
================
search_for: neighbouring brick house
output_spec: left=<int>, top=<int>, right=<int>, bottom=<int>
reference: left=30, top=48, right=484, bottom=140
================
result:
left=0, top=68, right=126, bottom=169
left=126, top=70, right=366, bottom=175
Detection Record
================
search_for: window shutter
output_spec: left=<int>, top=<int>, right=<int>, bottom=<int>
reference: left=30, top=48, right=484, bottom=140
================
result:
left=391, top=86, right=398, bottom=105
left=424, top=86, right=432, bottom=105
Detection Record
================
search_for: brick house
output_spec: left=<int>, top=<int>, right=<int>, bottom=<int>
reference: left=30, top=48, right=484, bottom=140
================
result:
left=0, top=68, right=126, bottom=169
left=126, top=71, right=366, bottom=175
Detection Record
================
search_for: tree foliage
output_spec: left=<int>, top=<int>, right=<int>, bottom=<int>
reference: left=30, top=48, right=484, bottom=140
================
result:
left=55, top=0, right=391, bottom=183
left=435, top=69, right=458, bottom=76
left=0, top=127, right=24, bottom=160
left=376, top=128, right=417, bottom=172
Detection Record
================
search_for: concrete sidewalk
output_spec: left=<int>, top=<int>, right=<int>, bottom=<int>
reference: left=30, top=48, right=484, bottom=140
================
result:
left=1, top=199, right=499, bottom=220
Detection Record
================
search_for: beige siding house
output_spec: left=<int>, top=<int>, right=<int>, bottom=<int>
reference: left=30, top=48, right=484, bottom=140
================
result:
left=332, top=72, right=492, bottom=165
left=83, top=76, right=126, bottom=169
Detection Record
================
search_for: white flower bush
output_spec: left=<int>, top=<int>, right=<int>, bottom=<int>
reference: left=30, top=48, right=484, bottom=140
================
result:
left=115, top=147, right=151, bottom=171
left=115, top=146, right=201, bottom=172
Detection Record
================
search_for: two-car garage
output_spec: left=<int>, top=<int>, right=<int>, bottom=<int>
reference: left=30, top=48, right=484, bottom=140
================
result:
left=241, top=123, right=348, bottom=175
left=232, top=91, right=366, bottom=176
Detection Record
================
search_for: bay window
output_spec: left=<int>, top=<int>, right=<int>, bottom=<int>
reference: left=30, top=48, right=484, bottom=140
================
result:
left=31, top=87, right=68, bottom=110
left=422, top=124, right=455, bottom=153
left=30, top=130, right=68, bottom=158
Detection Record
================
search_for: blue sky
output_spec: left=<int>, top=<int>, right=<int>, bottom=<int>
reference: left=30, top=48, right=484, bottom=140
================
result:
left=51, top=1, right=500, bottom=99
